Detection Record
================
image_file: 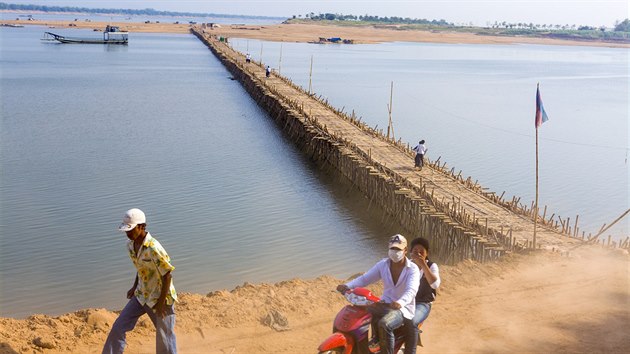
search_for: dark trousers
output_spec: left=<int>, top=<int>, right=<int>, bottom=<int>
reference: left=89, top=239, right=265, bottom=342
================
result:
left=414, top=154, right=424, bottom=167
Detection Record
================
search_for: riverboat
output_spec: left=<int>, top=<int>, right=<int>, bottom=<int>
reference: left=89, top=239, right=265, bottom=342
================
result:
left=43, top=25, right=128, bottom=44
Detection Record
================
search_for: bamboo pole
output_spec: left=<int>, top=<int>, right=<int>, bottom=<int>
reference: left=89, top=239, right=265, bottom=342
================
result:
left=278, top=42, right=283, bottom=74
left=308, top=55, right=313, bottom=95
left=387, top=81, right=394, bottom=140
left=586, top=208, right=630, bottom=243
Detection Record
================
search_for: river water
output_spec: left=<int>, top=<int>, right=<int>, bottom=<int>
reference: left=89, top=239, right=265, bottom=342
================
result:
left=1, top=25, right=628, bottom=318
left=0, top=26, right=393, bottom=318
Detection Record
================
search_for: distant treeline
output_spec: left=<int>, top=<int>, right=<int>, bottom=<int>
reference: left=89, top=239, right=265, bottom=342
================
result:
left=0, top=2, right=283, bottom=19
left=292, top=12, right=630, bottom=34
left=615, top=19, right=630, bottom=32
left=288, top=13, right=629, bottom=42
left=292, top=12, right=452, bottom=26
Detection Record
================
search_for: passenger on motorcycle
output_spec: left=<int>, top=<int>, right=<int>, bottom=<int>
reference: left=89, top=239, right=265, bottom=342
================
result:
left=337, top=234, right=420, bottom=354
left=404, top=237, right=441, bottom=354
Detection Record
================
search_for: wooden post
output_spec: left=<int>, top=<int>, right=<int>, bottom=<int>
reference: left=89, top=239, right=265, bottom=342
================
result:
left=308, top=55, right=313, bottom=95
left=387, top=81, right=394, bottom=140
left=278, top=42, right=283, bottom=75
left=485, top=218, right=488, bottom=236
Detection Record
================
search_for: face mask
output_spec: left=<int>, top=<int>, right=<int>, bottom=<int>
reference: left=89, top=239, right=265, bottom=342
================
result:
left=388, top=249, right=404, bottom=263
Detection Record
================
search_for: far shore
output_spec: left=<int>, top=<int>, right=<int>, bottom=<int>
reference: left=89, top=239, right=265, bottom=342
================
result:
left=3, top=17, right=629, bottom=48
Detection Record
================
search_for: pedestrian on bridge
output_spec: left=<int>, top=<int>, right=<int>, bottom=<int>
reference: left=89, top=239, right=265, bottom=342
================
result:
left=412, top=140, right=427, bottom=170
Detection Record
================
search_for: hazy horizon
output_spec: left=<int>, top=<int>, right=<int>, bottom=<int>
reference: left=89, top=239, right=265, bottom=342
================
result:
left=3, top=0, right=627, bottom=27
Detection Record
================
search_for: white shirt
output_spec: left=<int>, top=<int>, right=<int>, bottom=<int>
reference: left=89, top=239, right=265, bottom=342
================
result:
left=413, top=144, right=427, bottom=155
left=345, top=258, right=420, bottom=319
left=423, top=263, right=441, bottom=290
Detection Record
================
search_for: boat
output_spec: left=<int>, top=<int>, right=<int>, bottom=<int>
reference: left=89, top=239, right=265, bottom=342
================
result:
left=43, top=25, right=128, bottom=44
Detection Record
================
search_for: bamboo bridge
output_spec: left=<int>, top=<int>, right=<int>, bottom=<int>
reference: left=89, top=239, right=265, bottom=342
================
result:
left=191, top=28, right=628, bottom=264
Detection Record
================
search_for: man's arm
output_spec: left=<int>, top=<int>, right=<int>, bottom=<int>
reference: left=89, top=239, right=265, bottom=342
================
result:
left=127, top=275, right=138, bottom=299
left=345, top=260, right=384, bottom=289
left=153, top=271, right=171, bottom=318
left=426, top=263, right=441, bottom=289
left=411, top=254, right=439, bottom=287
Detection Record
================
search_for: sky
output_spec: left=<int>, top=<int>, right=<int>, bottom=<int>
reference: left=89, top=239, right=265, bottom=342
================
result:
left=4, top=0, right=629, bottom=27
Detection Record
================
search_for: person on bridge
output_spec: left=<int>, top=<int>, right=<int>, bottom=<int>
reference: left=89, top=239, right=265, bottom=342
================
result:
left=265, top=65, right=271, bottom=78
left=404, top=237, right=441, bottom=354
left=412, top=140, right=427, bottom=170
left=337, top=234, right=420, bottom=354
left=246, top=53, right=251, bottom=63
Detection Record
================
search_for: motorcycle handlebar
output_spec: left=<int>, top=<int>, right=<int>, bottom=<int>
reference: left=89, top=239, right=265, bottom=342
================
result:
left=336, top=285, right=350, bottom=294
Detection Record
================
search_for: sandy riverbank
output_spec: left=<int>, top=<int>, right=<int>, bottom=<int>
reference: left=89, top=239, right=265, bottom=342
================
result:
left=3, top=18, right=629, bottom=48
left=1, top=247, right=628, bottom=353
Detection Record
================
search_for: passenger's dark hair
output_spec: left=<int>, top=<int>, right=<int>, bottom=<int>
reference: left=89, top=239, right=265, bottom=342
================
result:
left=419, top=140, right=425, bottom=144
left=410, top=237, right=430, bottom=252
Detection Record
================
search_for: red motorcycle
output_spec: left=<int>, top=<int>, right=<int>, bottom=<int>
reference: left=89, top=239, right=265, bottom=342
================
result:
left=317, top=287, right=423, bottom=354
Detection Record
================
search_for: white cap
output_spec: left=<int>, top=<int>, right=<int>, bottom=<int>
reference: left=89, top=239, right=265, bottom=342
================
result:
left=118, top=208, right=146, bottom=232
left=389, top=234, right=407, bottom=249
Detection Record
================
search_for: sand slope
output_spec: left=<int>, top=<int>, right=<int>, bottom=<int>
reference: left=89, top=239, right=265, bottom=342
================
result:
left=2, top=247, right=628, bottom=353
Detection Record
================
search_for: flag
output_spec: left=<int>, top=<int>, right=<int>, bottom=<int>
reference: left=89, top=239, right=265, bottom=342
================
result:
left=535, top=84, right=549, bottom=128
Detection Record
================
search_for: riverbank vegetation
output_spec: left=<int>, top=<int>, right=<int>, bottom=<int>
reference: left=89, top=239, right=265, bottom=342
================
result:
left=286, top=14, right=630, bottom=43
left=0, top=2, right=282, bottom=20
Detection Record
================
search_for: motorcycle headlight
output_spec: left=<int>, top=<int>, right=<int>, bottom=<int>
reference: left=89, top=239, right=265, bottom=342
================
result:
left=346, top=293, right=374, bottom=306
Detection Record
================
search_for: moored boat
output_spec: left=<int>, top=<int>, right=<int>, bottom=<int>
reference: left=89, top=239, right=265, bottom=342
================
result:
left=43, top=25, right=128, bottom=44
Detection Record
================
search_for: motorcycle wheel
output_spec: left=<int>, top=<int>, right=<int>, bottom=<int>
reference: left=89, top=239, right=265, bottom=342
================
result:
left=318, top=350, right=343, bottom=354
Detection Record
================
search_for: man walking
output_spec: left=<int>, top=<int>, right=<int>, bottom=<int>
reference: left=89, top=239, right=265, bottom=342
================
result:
left=337, top=234, right=419, bottom=354
left=103, top=208, right=178, bottom=354
left=412, top=140, right=427, bottom=170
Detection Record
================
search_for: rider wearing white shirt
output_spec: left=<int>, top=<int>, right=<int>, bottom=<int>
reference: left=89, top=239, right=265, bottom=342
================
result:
left=338, top=234, right=420, bottom=354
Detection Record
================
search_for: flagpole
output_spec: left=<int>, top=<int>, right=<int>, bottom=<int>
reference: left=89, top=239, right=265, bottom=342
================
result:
left=533, top=83, right=540, bottom=250
left=534, top=122, right=539, bottom=250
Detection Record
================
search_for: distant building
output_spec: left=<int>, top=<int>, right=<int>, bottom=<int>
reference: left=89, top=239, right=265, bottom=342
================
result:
left=203, top=23, right=221, bottom=29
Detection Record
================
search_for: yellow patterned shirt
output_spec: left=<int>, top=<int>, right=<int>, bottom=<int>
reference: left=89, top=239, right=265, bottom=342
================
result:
left=127, top=232, right=177, bottom=307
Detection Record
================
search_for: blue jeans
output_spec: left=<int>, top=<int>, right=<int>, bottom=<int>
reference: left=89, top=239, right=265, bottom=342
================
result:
left=404, top=302, right=431, bottom=354
left=369, top=304, right=405, bottom=354
left=102, top=297, right=177, bottom=354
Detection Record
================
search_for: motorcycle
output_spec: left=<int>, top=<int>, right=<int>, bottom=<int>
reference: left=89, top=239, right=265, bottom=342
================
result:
left=317, top=287, right=423, bottom=354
